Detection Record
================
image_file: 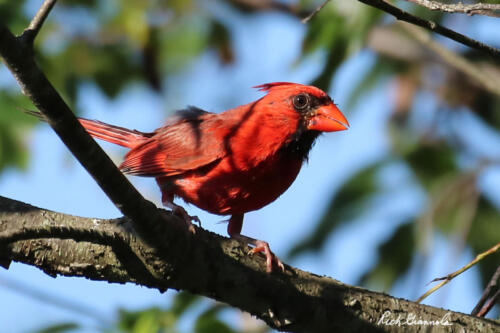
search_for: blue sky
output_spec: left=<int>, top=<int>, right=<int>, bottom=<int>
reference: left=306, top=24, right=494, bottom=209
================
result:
left=1, top=3, right=498, bottom=332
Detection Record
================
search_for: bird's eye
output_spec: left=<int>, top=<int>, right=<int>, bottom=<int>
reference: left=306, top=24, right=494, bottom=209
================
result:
left=293, top=94, right=310, bottom=111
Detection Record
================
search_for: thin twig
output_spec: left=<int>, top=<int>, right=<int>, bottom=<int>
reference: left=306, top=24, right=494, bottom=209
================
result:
left=19, top=0, right=57, bottom=44
left=416, top=242, right=500, bottom=303
left=358, top=0, right=500, bottom=59
left=476, top=289, right=500, bottom=317
left=472, top=264, right=500, bottom=316
left=302, top=0, right=331, bottom=23
left=405, top=0, right=500, bottom=18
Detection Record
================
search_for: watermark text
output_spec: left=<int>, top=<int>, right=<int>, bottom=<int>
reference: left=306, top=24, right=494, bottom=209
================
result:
left=377, top=311, right=453, bottom=327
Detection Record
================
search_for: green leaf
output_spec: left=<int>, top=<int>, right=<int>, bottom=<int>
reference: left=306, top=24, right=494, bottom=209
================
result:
left=311, top=40, right=348, bottom=91
left=159, top=15, right=210, bottom=74
left=118, top=307, right=163, bottom=333
left=359, top=221, right=415, bottom=291
left=288, top=163, right=380, bottom=258
left=403, top=143, right=457, bottom=190
left=302, top=8, right=347, bottom=91
left=0, top=0, right=29, bottom=34
left=194, top=305, right=235, bottom=333
left=38, top=40, right=142, bottom=100
left=131, top=309, right=161, bottom=333
left=304, top=5, right=382, bottom=91
left=170, top=291, right=200, bottom=317
left=301, top=7, right=345, bottom=56
left=116, top=291, right=200, bottom=332
left=208, top=20, right=234, bottom=64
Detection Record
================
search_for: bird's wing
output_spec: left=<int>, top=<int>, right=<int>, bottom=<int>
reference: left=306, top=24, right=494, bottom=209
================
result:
left=119, top=107, right=228, bottom=177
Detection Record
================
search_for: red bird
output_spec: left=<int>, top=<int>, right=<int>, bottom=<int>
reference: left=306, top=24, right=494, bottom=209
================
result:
left=79, top=82, right=348, bottom=272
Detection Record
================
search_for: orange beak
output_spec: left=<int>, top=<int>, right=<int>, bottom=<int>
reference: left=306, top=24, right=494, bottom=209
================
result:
left=307, top=103, right=349, bottom=132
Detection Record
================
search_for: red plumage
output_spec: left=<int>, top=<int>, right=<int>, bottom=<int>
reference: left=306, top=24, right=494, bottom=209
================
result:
left=78, top=82, right=348, bottom=272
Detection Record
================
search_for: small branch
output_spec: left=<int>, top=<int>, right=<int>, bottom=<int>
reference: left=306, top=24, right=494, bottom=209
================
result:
left=476, top=289, right=500, bottom=317
left=301, top=0, right=331, bottom=23
left=19, top=0, right=58, bottom=44
left=398, top=22, right=500, bottom=96
left=417, top=242, right=500, bottom=303
left=405, top=0, right=500, bottom=18
left=472, top=265, right=500, bottom=316
left=358, top=0, right=500, bottom=59
left=229, top=0, right=500, bottom=57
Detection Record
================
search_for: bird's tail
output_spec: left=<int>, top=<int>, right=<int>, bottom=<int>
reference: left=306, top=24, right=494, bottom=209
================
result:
left=26, top=109, right=150, bottom=148
left=79, top=118, right=150, bottom=148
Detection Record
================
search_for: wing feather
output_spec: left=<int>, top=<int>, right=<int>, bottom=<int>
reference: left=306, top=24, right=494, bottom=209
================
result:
left=119, top=108, right=228, bottom=177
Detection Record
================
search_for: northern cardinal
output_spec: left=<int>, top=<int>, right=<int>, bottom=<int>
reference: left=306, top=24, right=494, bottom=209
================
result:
left=43, top=82, right=348, bottom=272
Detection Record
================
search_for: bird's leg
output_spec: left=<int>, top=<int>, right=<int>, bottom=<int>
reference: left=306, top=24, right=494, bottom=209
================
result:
left=228, top=214, right=284, bottom=273
left=157, top=179, right=200, bottom=233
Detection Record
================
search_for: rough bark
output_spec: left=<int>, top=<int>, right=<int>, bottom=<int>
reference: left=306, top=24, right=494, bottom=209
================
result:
left=1, top=196, right=498, bottom=333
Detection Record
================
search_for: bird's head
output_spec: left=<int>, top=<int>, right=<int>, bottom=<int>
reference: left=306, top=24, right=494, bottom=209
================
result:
left=254, top=82, right=349, bottom=133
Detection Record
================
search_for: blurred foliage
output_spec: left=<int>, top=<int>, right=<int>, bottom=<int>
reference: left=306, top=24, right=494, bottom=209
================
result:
left=32, top=0, right=233, bottom=103
left=0, top=0, right=29, bottom=33
left=1, top=0, right=500, bottom=328
left=468, top=197, right=500, bottom=287
left=404, top=143, right=457, bottom=190
left=117, top=291, right=199, bottom=332
left=360, top=221, right=415, bottom=291
left=112, top=292, right=250, bottom=333
left=0, top=90, right=37, bottom=171
left=302, top=3, right=382, bottom=90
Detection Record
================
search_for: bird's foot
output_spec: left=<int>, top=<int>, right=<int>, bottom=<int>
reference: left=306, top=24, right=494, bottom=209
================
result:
left=164, top=201, right=200, bottom=234
left=248, top=240, right=285, bottom=273
left=227, top=215, right=284, bottom=273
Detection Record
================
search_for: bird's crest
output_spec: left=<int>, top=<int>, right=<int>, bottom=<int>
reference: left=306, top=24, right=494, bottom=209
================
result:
left=253, top=82, right=297, bottom=92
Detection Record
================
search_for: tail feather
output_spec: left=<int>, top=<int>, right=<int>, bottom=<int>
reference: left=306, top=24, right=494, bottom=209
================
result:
left=79, top=118, right=151, bottom=148
left=25, top=109, right=151, bottom=149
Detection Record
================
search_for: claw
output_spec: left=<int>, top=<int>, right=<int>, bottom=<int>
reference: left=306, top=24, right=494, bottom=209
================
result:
left=248, top=240, right=285, bottom=273
left=227, top=214, right=285, bottom=273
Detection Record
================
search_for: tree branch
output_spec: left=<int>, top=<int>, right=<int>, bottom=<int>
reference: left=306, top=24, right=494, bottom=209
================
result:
left=398, top=22, right=500, bottom=96
left=472, top=264, right=500, bottom=316
left=20, top=0, right=58, bottom=45
left=1, top=195, right=498, bottom=332
left=226, top=0, right=500, bottom=58
left=404, top=0, right=500, bottom=18
left=358, top=0, right=500, bottom=59
left=476, top=289, right=500, bottom=317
